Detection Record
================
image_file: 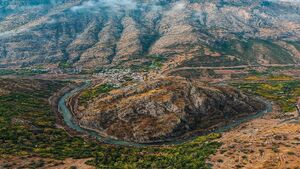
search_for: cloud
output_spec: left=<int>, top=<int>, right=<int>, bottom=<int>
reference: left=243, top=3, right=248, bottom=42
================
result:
left=70, top=0, right=168, bottom=13
left=173, top=2, right=186, bottom=11
left=71, top=0, right=138, bottom=12
left=165, top=1, right=186, bottom=15
left=71, top=1, right=98, bottom=11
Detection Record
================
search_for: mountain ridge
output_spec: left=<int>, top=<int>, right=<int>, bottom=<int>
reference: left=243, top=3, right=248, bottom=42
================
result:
left=0, top=0, right=300, bottom=69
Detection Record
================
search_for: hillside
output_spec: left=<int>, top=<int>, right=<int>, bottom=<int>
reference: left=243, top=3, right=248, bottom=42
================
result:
left=75, top=77, right=266, bottom=143
left=0, top=0, right=300, bottom=69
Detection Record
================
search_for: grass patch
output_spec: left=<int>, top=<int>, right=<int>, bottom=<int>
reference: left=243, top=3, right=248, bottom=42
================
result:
left=79, top=83, right=119, bottom=105
left=130, top=54, right=167, bottom=72
left=0, top=69, right=48, bottom=76
left=245, top=74, right=294, bottom=81
left=233, top=80, right=300, bottom=113
left=90, top=133, right=221, bottom=169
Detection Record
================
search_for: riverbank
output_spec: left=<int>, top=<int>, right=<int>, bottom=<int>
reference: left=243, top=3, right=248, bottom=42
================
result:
left=49, top=82, right=87, bottom=137
left=57, top=80, right=149, bottom=146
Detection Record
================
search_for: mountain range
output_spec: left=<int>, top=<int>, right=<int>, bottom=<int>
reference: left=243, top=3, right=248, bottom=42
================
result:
left=0, top=0, right=300, bottom=69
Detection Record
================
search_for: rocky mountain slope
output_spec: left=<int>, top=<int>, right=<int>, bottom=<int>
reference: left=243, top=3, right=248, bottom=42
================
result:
left=0, top=0, right=300, bottom=68
left=75, top=77, right=266, bottom=143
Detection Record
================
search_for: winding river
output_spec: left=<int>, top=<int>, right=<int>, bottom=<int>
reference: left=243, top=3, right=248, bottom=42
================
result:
left=58, top=81, right=273, bottom=146
left=58, top=81, right=143, bottom=146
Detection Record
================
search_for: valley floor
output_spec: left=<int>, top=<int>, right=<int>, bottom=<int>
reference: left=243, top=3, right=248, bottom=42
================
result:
left=1, top=65, right=300, bottom=169
left=209, top=104, right=300, bottom=169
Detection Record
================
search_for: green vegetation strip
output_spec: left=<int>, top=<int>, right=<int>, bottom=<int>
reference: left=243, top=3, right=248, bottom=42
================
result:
left=233, top=80, right=300, bottom=113
left=0, top=69, right=48, bottom=76
left=0, top=79, right=221, bottom=169
left=79, top=83, right=119, bottom=105
left=130, top=54, right=167, bottom=72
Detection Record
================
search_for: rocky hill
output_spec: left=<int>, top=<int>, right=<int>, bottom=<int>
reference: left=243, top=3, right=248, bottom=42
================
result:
left=75, top=77, right=266, bottom=143
left=0, top=0, right=300, bottom=68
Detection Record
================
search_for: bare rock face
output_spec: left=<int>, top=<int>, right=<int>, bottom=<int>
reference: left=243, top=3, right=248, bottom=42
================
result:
left=77, top=19, right=122, bottom=67
left=116, top=17, right=143, bottom=60
left=0, top=0, right=300, bottom=68
left=76, top=78, right=266, bottom=143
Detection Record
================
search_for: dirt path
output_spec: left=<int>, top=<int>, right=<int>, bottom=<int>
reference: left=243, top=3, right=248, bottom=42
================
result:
left=48, top=158, right=94, bottom=169
left=209, top=105, right=300, bottom=169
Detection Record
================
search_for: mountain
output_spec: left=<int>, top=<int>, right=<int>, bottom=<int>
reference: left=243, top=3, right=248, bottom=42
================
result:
left=0, top=0, right=300, bottom=69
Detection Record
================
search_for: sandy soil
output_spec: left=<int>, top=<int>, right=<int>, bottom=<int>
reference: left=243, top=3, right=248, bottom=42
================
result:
left=209, top=105, right=300, bottom=169
left=0, top=157, right=94, bottom=169
left=0, top=88, right=9, bottom=96
left=48, top=158, right=94, bottom=169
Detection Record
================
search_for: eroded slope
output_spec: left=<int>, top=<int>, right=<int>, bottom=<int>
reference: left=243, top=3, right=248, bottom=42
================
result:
left=76, top=77, right=266, bottom=143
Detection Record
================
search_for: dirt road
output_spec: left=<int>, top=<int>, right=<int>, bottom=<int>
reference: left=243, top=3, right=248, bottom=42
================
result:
left=163, top=64, right=299, bottom=75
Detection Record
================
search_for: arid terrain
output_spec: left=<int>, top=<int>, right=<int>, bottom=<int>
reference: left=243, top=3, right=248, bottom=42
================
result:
left=208, top=74, right=300, bottom=169
left=1, top=0, right=300, bottom=169
left=210, top=107, right=300, bottom=169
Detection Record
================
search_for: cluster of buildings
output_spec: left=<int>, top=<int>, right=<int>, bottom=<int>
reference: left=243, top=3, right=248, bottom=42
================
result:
left=92, top=68, right=146, bottom=84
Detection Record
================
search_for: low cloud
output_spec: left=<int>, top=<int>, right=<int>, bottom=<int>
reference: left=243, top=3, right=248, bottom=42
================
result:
left=173, top=2, right=186, bottom=11
left=71, top=0, right=138, bottom=12
left=70, top=0, right=169, bottom=13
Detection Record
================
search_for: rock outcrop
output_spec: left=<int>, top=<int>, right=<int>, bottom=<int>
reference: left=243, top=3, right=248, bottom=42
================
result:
left=76, top=77, right=266, bottom=143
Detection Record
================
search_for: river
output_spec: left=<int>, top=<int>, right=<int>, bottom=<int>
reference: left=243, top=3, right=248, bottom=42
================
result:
left=58, top=81, right=273, bottom=146
left=58, top=81, right=143, bottom=146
